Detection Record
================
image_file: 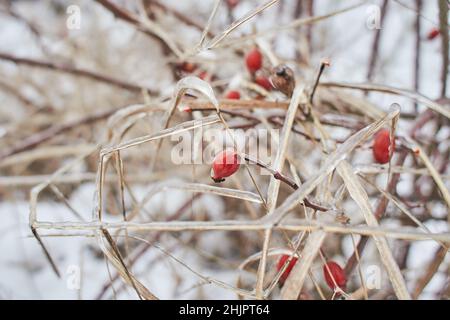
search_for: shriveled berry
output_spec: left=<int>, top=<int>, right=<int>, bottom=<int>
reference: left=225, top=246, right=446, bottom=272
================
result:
left=427, top=28, right=440, bottom=40
left=211, top=149, right=240, bottom=182
left=255, top=76, right=272, bottom=91
left=225, top=90, right=240, bottom=99
left=270, top=64, right=295, bottom=96
left=373, top=129, right=395, bottom=164
left=276, top=254, right=298, bottom=284
left=323, top=261, right=346, bottom=290
left=245, top=48, right=263, bottom=73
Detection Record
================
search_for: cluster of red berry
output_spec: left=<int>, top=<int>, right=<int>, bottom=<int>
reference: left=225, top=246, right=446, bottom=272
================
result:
left=179, top=47, right=272, bottom=111
left=177, top=61, right=213, bottom=83
left=246, top=48, right=273, bottom=92
left=276, top=254, right=347, bottom=293
left=223, top=48, right=272, bottom=100
left=188, top=38, right=396, bottom=298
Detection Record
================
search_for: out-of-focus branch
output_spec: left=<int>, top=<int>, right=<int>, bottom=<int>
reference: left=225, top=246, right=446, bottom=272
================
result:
left=413, top=0, right=422, bottom=111
left=367, top=0, right=389, bottom=82
left=95, top=0, right=175, bottom=55
left=146, top=0, right=215, bottom=37
left=0, top=52, right=156, bottom=94
left=412, top=245, right=448, bottom=299
left=0, top=106, right=121, bottom=161
left=438, top=0, right=449, bottom=98
left=0, top=79, right=43, bottom=111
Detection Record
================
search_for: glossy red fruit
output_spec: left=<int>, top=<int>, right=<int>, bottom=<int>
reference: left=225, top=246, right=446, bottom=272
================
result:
left=373, top=129, right=394, bottom=164
left=323, top=261, right=346, bottom=290
left=211, top=149, right=240, bottom=182
left=255, top=76, right=272, bottom=91
left=427, top=28, right=440, bottom=40
left=225, top=90, right=240, bottom=99
left=245, top=48, right=263, bottom=73
left=277, top=255, right=298, bottom=284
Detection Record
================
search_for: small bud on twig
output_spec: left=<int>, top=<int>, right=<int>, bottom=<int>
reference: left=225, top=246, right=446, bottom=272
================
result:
left=310, top=58, right=330, bottom=104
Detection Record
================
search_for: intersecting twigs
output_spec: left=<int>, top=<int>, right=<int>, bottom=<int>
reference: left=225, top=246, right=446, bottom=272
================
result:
left=146, top=0, right=215, bottom=38
left=337, top=161, right=411, bottom=300
left=95, top=194, right=202, bottom=299
left=0, top=79, right=45, bottom=111
left=242, top=154, right=329, bottom=212
left=30, top=226, right=61, bottom=278
left=33, top=219, right=450, bottom=243
left=0, top=106, right=121, bottom=161
left=17, top=0, right=450, bottom=301
left=95, top=0, right=180, bottom=56
left=344, top=151, right=408, bottom=276
left=320, top=81, right=450, bottom=119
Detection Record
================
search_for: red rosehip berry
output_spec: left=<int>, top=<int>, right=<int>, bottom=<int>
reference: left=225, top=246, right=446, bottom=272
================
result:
left=245, top=48, right=263, bottom=73
left=199, top=70, right=209, bottom=81
left=225, top=90, right=240, bottom=99
left=179, top=62, right=197, bottom=73
left=427, top=28, right=440, bottom=40
left=373, top=129, right=395, bottom=164
left=211, top=149, right=240, bottom=182
left=226, top=0, right=239, bottom=9
left=323, top=261, right=346, bottom=290
left=182, top=106, right=192, bottom=113
left=276, top=254, right=298, bottom=284
left=255, top=76, right=272, bottom=91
